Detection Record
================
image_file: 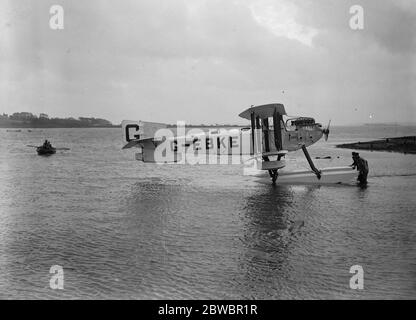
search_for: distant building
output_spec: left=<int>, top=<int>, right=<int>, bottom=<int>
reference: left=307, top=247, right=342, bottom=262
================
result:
left=10, top=112, right=36, bottom=120
left=39, top=113, right=49, bottom=119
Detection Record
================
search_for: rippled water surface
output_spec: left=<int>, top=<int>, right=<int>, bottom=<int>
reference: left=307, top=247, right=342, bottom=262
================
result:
left=0, top=126, right=415, bottom=299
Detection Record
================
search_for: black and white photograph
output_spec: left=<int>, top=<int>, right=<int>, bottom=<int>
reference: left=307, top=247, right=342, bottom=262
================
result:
left=0, top=0, right=415, bottom=305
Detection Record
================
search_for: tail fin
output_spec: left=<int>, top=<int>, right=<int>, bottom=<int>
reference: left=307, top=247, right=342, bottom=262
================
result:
left=121, top=120, right=168, bottom=147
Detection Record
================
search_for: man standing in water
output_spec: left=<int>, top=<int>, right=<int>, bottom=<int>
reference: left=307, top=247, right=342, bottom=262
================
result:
left=351, top=152, right=369, bottom=185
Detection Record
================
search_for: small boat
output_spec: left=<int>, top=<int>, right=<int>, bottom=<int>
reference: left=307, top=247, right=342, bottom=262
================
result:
left=27, top=141, right=69, bottom=155
left=27, top=142, right=69, bottom=155
left=36, top=146, right=56, bottom=155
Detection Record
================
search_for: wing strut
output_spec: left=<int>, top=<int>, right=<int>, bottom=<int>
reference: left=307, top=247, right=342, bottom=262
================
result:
left=250, top=112, right=255, bottom=155
left=301, top=145, right=321, bottom=179
left=273, top=110, right=283, bottom=150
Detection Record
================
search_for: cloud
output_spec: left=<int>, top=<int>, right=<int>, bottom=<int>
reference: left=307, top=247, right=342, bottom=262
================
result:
left=291, top=0, right=416, bottom=54
left=249, top=0, right=318, bottom=47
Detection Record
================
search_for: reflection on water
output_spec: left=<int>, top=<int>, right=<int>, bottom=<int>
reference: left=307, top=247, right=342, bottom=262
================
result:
left=240, top=187, right=294, bottom=298
left=0, top=127, right=415, bottom=299
left=239, top=185, right=322, bottom=299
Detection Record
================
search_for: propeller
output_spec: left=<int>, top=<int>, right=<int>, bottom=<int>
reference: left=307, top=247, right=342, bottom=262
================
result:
left=322, top=120, right=331, bottom=141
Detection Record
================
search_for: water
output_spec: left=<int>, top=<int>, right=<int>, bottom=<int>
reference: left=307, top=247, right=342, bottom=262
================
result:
left=0, top=125, right=415, bottom=299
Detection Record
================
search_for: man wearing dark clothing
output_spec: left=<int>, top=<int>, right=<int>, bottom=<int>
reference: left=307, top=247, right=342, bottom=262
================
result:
left=351, top=152, right=368, bottom=184
left=43, top=140, right=52, bottom=149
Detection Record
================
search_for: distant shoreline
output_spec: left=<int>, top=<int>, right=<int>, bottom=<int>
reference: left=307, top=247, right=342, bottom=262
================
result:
left=0, top=114, right=117, bottom=128
left=336, top=136, right=416, bottom=154
left=0, top=120, right=119, bottom=129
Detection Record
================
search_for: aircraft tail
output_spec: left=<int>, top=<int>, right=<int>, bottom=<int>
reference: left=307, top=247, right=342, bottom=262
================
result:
left=121, top=120, right=168, bottom=147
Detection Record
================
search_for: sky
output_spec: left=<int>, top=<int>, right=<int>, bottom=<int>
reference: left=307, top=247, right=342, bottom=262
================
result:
left=0, top=0, right=415, bottom=125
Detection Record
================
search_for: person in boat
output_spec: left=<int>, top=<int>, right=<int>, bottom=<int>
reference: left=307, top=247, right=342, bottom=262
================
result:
left=42, top=140, right=52, bottom=149
left=351, top=152, right=368, bottom=185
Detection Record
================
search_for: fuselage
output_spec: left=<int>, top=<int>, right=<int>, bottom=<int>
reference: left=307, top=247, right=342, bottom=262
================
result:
left=122, top=103, right=326, bottom=162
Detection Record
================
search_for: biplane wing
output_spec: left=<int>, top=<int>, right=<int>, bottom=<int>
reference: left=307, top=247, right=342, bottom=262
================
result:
left=238, top=103, right=286, bottom=120
left=239, top=103, right=287, bottom=159
left=249, top=150, right=288, bottom=159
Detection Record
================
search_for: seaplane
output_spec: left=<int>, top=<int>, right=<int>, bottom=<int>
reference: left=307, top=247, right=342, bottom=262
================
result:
left=121, top=103, right=358, bottom=185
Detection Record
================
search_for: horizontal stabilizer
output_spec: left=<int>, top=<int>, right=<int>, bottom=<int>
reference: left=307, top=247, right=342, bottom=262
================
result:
left=122, top=138, right=149, bottom=149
